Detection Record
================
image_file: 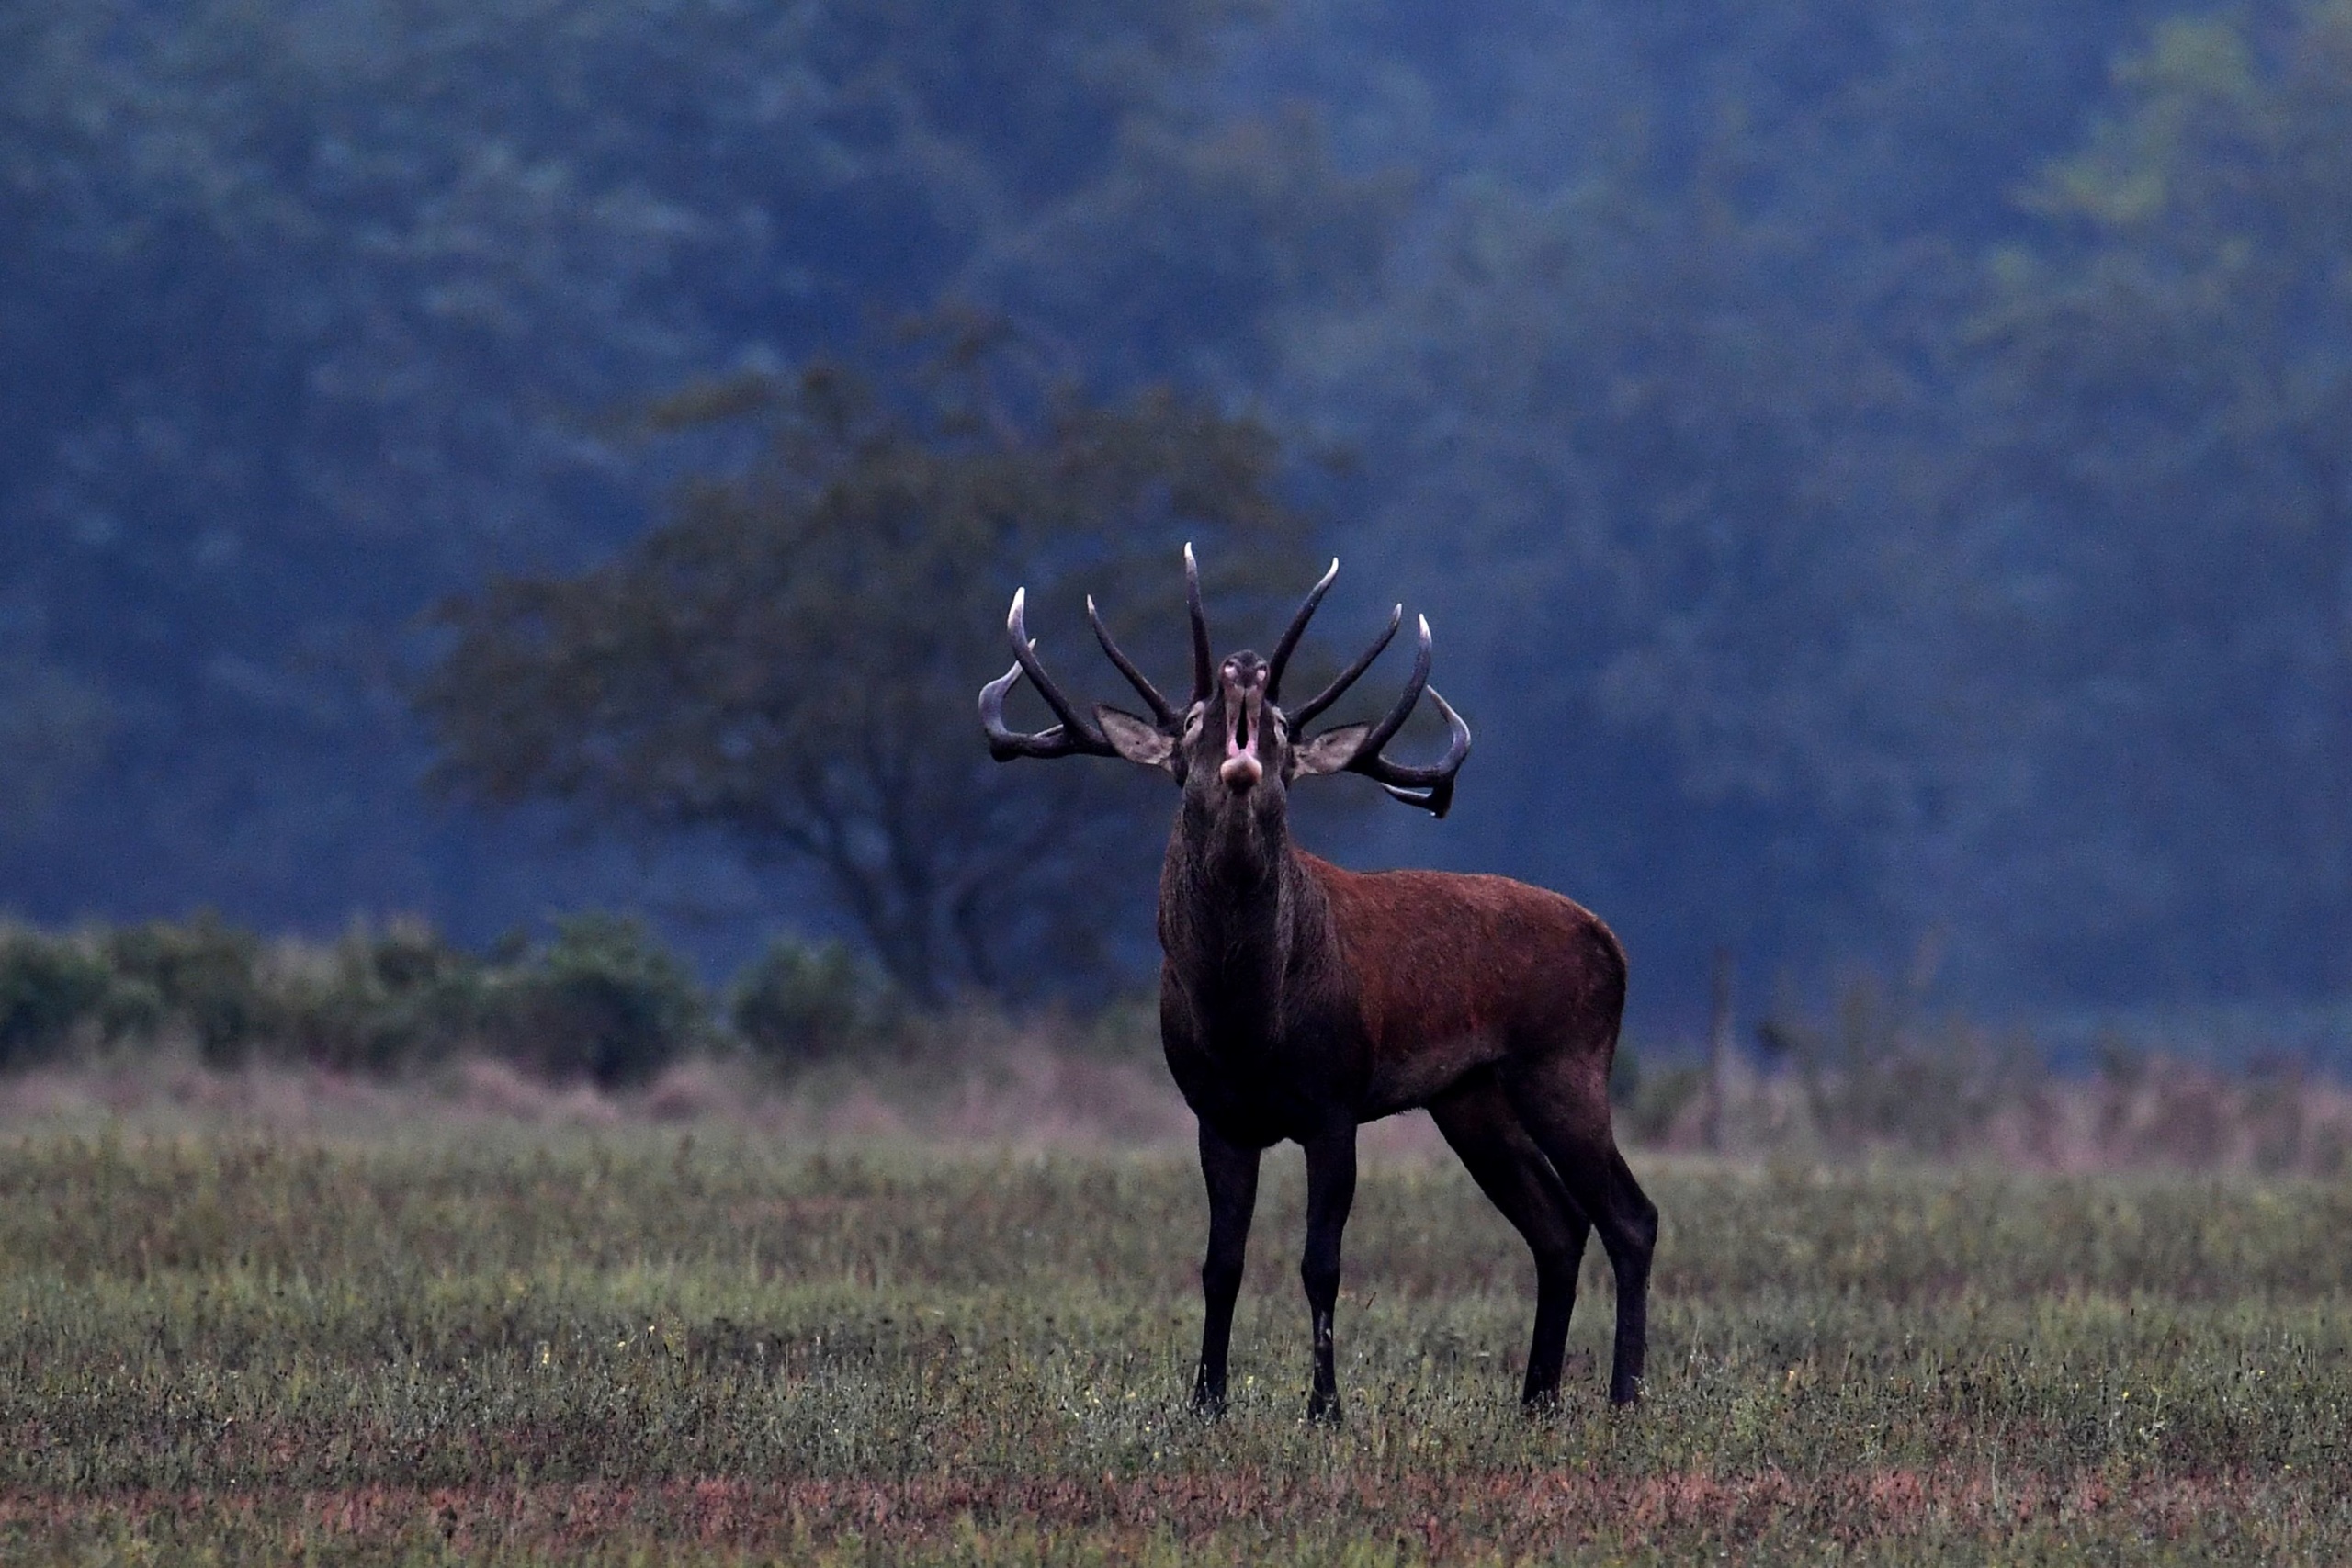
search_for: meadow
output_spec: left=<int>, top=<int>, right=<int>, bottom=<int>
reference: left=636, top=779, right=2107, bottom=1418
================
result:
left=4, top=1111, right=2351, bottom=1566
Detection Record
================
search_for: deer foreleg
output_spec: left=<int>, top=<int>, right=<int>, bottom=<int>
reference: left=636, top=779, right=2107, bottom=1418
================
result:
left=1192, top=1123, right=1261, bottom=1416
left=1300, top=1124, right=1358, bottom=1424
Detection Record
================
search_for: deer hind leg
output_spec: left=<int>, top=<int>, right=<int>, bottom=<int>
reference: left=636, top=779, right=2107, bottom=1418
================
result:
left=1193, top=1122, right=1262, bottom=1416
left=1429, top=1067, right=1592, bottom=1409
left=1500, top=1061, right=1658, bottom=1406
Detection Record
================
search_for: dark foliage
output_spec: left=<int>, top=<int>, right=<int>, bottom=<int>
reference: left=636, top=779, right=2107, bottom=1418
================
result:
left=729, top=937, right=901, bottom=1068
left=0, top=912, right=717, bottom=1086
left=101, top=916, right=273, bottom=1068
left=0, top=929, right=113, bottom=1067
left=3, top=0, right=2348, bottom=1020
left=280, top=921, right=491, bottom=1074
left=416, top=330, right=1323, bottom=1000
left=0, top=0, right=1369, bottom=946
left=504, top=913, right=708, bottom=1088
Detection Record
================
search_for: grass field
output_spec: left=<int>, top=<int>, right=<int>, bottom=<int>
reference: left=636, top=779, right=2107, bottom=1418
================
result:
left=6, top=1124, right=2351, bottom=1563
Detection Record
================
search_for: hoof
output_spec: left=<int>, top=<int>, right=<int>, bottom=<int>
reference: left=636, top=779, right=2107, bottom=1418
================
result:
left=1306, top=1393, right=1343, bottom=1427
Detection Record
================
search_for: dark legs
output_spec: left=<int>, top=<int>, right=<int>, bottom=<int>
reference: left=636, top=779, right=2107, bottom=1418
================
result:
left=1193, top=1122, right=1358, bottom=1423
left=1300, top=1124, right=1358, bottom=1423
left=1598, top=1146, right=1659, bottom=1404
left=1429, top=1069, right=1592, bottom=1408
left=1192, top=1122, right=1261, bottom=1415
left=1502, top=1065, right=1658, bottom=1405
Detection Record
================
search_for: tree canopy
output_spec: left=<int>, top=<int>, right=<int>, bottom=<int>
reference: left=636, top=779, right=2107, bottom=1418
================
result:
left=1950, top=5, right=2352, bottom=995
left=6, top=0, right=2350, bottom=1020
left=0, top=0, right=1385, bottom=934
left=418, top=330, right=1324, bottom=999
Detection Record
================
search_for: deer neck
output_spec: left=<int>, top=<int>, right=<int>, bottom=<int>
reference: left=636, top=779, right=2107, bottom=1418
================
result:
left=1160, top=794, right=1331, bottom=1039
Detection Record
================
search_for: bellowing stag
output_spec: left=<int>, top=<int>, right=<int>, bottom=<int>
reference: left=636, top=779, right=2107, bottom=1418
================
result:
left=978, top=548, right=1657, bottom=1415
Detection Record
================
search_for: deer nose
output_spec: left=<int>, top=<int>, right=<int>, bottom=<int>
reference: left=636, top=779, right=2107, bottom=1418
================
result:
left=1221, top=653, right=1266, bottom=689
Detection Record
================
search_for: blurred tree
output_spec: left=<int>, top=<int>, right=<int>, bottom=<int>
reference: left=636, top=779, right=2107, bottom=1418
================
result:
left=16, top=0, right=2346, bottom=1021
left=417, top=325, right=1321, bottom=999
left=1270, top=0, right=2199, bottom=1000
left=974, top=107, right=1408, bottom=385
left=1274, top=28, right=1983, bottom=985
left=1955, top=2, right=2352, bottom=997
left=0, top=0, right=1382, bottom=939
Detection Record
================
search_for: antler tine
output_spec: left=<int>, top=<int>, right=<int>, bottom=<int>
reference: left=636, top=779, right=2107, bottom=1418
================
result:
left=1338, top=617, right=1470, bottom=818
left=1290, top=604, right=1402, bottom=728
left=1086, top=594, right=1178, bottom=730
left=1264, top=558, right=1338, bottom=706
left=1348, top=685, right=1471, bottom=818
left=979, top=659, right=1071, bottom=760
left=1183, top=542, right=1213, bottom=707
left=1355, top=613, right=1433, bottom=759
left=978, top=589, right=1117, bottom=760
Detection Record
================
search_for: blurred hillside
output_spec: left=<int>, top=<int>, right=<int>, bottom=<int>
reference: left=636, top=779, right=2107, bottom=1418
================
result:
left=3, top=0, right=2347, bottom=1025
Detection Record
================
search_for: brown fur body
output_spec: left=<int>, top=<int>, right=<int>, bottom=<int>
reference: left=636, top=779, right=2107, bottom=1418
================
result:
left=979, top=565, right=1657, bottom=1416
left=1161, top=854, right=1627, bottom=1137
left=1151, top=741, right=1656, bottom=1415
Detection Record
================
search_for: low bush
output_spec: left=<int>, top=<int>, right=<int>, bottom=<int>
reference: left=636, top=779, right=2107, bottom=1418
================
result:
left=278, top=919, right=491, bottom=1073
left=6, top=912, right=2351, bottom=1178
left=103, top=914, right=272, bottom=1066
left=728, top=936, right=899, bottom=1068
left=0, top=909, right=714, bottom=1083
left=0, top=926, right=113, bottom=1067
left=495, top=913, right=709, bottom=1088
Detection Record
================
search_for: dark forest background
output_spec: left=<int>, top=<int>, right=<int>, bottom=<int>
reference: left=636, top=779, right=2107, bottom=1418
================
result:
left=5, top=0, right=2349, bottom=1038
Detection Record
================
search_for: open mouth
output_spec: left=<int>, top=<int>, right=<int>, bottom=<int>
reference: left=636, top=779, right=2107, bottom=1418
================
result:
left=1218, top=681, right=1264, bottom=788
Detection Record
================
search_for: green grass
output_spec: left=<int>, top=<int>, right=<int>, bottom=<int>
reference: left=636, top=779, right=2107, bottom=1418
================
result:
left=5, top=1131, right=2351, bottom=1562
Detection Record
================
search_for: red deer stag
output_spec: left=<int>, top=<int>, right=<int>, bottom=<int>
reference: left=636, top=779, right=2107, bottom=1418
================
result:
left=978, top=547, right=1657, bottom=1415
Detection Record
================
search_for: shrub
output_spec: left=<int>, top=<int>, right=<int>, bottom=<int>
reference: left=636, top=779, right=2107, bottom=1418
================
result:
left=499, top=913, right=707, bottom=1088
left=728, top=936, right=899, bottom=1068
left=103, top=914, right=272, bottom=1066
left=1609, top=1037, right=1644, bottom=1108
left=0, top=909, right=715, bottom=1084
left=0, top=927, right=113, bottom=1066
left=96, top=977, right=166, bottom=1043
left=280, top=919, right=490, bottom=1072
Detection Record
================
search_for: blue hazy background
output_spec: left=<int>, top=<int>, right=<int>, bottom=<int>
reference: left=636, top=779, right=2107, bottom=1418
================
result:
left=4, top=0, right=2349, bottom=1045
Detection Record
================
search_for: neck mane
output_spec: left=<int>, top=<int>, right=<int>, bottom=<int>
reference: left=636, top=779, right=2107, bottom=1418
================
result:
left=1159, top=796, right=1336, bottom=1040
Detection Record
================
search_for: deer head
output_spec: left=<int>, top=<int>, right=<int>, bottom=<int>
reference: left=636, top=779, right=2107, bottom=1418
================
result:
left=978, top=545, right=1471, bottom=818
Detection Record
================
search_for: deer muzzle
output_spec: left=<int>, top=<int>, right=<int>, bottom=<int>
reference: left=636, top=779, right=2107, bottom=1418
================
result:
left=1218, top=678, right=1265, bottom=789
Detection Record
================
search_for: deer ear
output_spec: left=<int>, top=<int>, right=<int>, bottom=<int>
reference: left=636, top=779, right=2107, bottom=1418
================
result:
left=1096, top=705, right=1177, bottom=773
left=1290, top=723, right=1369, bottom=777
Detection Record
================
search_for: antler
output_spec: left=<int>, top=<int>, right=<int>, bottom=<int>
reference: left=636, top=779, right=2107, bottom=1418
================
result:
left=1327, top=613, right=1472, bottom=817
left=978, top=588, right=1120, bottom=760
left=1086, top=594, right=1179, bottom=729
left=1184, top=542, right=1213, bottom=707
left=1290, top=603, right=1402, bottom=729
left=1264, top=558, right=1338, bottom=705
left=982, top=551, right=1467, bottom=813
